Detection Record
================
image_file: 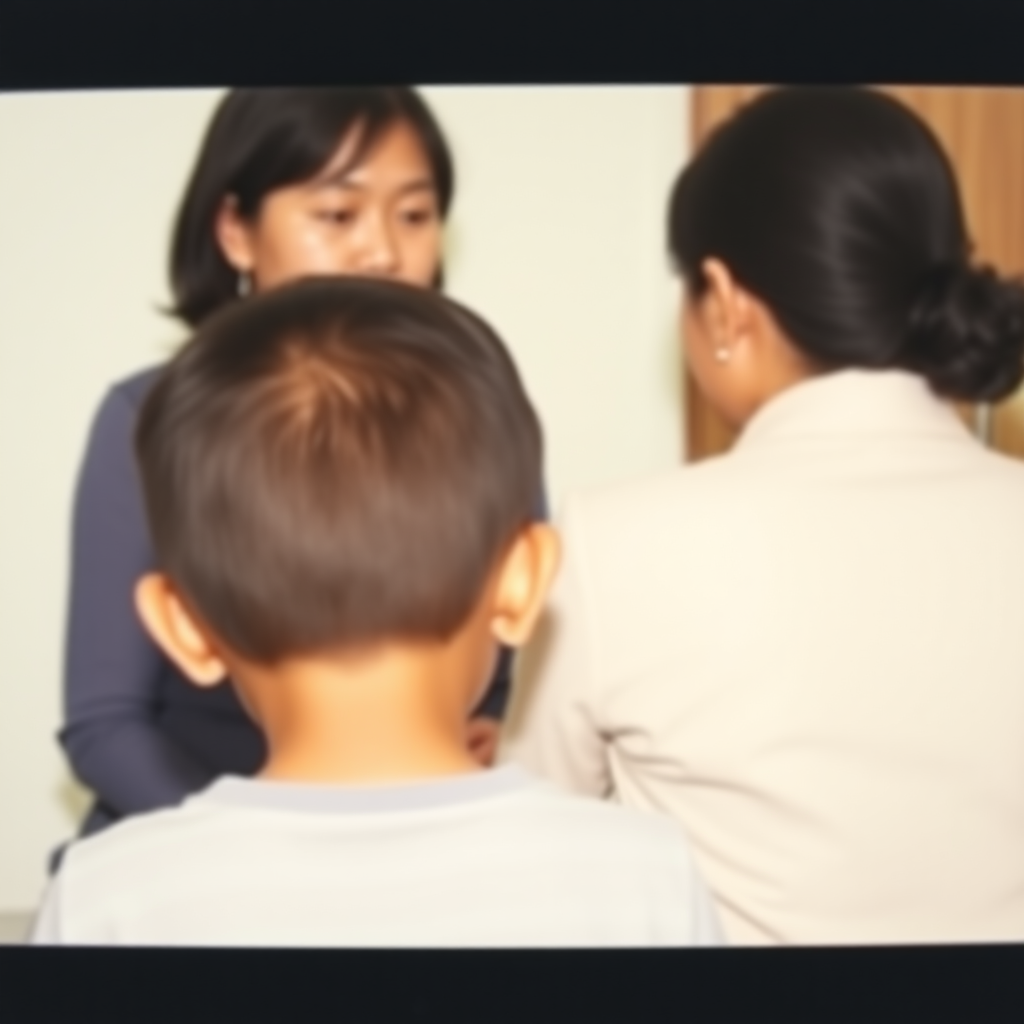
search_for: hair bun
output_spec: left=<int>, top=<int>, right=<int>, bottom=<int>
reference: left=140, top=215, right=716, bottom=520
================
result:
left=902, top=262, right=1024, bottom=402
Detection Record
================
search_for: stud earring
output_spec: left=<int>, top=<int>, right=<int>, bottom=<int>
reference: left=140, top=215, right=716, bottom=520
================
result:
left=714, top=346, right=730, bottom=363
left=237, top=271, right=252, bottom=297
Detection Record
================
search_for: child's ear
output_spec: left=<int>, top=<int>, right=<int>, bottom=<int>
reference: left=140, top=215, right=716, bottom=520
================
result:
left=134, top=574, right=228, bottom=687
left=490, top=524, right=561, bottom=648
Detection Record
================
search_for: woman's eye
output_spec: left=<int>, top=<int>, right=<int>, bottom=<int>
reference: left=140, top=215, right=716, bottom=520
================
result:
left=316, top=209, right=356, bottom=225
left=400, top=209, right=436, bottom=225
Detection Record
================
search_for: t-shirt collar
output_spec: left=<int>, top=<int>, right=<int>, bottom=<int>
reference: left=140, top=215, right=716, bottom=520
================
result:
left=194, top=763, right=536, bottom=816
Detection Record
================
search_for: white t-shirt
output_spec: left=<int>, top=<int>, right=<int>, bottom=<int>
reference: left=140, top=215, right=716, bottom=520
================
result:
left=31, top=765, right=724, bottom=947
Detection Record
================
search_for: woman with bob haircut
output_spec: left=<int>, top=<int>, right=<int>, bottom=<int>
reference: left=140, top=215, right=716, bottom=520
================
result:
left=502, top=87, right=1024, bottom=944
left=59, top=87, right=535, bottom=855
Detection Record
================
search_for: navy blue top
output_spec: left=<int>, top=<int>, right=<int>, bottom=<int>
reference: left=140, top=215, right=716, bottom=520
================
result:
left=60, top=365, right=546, bottom=840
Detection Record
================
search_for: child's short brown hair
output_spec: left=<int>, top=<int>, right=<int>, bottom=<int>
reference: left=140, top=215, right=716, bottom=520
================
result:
left=136, top=276, right=543, bottom=663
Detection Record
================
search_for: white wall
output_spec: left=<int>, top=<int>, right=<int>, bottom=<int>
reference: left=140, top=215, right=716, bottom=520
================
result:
left=0, top=86, right=689, bottom=911
left=421, top=87, right=688, bottom=504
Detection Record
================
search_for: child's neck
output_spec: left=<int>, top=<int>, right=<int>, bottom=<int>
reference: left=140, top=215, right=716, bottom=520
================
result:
left=234, top=642, right=487, bottom=785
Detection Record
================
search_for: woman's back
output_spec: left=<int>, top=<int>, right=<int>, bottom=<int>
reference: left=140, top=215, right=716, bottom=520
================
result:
left=505, top=367, right=1024, bottom=943
left=502, top=86, right=1024, bottom=943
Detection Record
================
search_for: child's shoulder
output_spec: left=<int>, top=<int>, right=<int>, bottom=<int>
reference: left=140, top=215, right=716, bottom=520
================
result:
left=59, top=797, right=221, bottom=878
left=505, top=774, right=696, bottom=861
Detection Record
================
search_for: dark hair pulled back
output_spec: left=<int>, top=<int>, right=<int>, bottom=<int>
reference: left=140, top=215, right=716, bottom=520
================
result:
left=668, top=87, right=1024, bottom=402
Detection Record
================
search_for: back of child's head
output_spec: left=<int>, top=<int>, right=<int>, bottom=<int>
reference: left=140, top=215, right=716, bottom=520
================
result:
left=136, top=275, right=542, bottom=663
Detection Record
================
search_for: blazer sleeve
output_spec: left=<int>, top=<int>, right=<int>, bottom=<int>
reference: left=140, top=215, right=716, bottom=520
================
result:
left=472, top=485, right=551, bottom=720
left=498, top=496, right=611, bottom=797
left=58, top=382, right=217, bottom=817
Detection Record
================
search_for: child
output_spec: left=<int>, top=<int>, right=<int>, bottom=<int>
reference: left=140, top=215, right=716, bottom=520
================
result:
left=31, top=276, right=723, bottom=946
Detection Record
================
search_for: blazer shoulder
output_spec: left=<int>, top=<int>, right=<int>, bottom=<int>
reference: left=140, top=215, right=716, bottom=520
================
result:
left=562, top=454, right=741, bottom=532
left=976, top=444, right=1024, bottom=481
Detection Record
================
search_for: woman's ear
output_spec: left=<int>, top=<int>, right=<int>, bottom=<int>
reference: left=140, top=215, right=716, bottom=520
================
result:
left=213, top=194, right=255, bottom=274
left=134, top=574, right=228, bottom=688
left=490, top=524, right=561, bottom=648
left=700, top=257, right=754, bottom=359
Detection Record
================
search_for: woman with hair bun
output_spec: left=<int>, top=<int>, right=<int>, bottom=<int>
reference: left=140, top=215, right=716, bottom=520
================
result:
left=502, top=87, right=1024, bottom=944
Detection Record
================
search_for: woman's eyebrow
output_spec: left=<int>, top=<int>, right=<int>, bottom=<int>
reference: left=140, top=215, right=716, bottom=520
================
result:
left=314, top=173, right=436, bottom=195
left=394, top=180, right=437, bottom=196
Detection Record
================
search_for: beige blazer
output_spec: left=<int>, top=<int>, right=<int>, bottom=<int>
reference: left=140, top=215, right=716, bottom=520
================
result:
left=502, top=368, right=1024, bottom=945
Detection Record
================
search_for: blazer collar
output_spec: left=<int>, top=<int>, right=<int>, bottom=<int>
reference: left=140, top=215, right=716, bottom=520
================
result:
left=733, top=369, right=974, bottom=453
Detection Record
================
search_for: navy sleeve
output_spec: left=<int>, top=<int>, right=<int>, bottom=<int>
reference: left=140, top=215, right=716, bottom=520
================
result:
left=58, top=379, right=219, bottom=816
left=472, top=486, right=550, bottom=720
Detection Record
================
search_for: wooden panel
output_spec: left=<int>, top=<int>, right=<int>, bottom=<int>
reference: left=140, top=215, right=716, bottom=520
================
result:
left=684, top=86, right=1024, bottom=462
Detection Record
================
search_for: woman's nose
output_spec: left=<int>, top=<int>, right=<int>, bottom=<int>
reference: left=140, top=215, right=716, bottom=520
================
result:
left=356, top=214, right=399, bottom=276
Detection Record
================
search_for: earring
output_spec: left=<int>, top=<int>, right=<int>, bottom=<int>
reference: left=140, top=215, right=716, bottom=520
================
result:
left=237, top=271, right=252, bottom=297
left=714, top=346, right=730, bottom=363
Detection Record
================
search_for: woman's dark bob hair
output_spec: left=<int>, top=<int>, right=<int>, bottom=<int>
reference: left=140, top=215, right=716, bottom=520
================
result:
left=168, top=87, right=454, bottom=328
left=669, top=87, right=1024, bottom=403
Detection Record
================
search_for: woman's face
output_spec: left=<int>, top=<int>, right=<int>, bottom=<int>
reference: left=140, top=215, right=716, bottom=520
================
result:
left=217, top=119, right=443, bottom=290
